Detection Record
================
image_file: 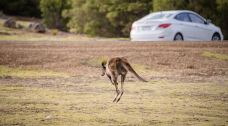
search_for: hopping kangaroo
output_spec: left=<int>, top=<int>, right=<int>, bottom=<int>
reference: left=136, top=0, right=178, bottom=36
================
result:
left=101, top=57, right=147, bottom=103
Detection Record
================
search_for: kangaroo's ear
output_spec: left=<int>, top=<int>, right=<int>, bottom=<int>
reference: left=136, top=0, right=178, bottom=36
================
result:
left=101, top=60, right=107, bottom=68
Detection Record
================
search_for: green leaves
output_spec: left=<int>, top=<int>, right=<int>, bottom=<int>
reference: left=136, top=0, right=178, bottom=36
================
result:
left=216, top=0, right=228, bottom=39
left=40, top=0, right=70, bottom=30
left=65, top=0, right=152, bottom=37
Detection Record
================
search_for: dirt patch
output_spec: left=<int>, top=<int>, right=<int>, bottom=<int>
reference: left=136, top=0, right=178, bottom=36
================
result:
left=0, top=41, right=227, bottom=82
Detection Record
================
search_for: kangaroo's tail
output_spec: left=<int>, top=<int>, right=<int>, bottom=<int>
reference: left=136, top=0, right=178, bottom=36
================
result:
left=121, top=59, right=147, bottom=82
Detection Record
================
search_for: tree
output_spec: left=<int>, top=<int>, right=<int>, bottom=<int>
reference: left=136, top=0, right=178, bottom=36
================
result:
left=153, top=0, right=186, bottom=11
left=0, top=0, right=41, bottom=17
left=40, top=0, right=70, bottom=30
left=187, top=0, right=218, bottom=23
left=153, top=0, right=218, bottom=22
left=64, top=0, right=112, bottom=36
left=99, top=0, right=152, bottom=37
left=216, top=0, right=228, bottom=39
left=65, top=0, right=152, bottom=37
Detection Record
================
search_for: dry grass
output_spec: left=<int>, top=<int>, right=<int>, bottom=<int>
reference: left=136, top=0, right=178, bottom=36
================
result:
left=0, top=79, right=227, bottom=125
left=0, top=36, right=228, bottom=125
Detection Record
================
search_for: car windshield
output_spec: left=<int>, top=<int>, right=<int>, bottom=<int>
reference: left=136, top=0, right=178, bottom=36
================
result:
left=141, top=12, right=173, bottom=20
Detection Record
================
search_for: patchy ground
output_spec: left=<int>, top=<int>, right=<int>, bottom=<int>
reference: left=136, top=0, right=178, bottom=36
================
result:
left=0, top=41, right=228, bottom=125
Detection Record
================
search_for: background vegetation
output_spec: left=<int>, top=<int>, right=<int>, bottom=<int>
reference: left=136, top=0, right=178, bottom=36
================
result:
left=40, top=0, right=70, bottom=31
left=0, top=0, right=228, bottom=39
left=0, top=0, right=41, bottom=17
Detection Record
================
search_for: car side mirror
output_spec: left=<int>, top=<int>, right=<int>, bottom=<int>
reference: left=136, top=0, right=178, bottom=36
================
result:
left=205, top=19, right=211, bottom=25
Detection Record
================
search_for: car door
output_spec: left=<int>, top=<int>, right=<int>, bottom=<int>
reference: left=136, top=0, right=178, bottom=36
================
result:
left=174, top=13, right=197, bottom=41
left=188, top=13, right=213, bottom=41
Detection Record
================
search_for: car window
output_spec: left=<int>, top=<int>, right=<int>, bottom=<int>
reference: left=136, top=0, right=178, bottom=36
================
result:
left=148, top=13, right=166, bottom=20
left=175, top=13, right=191, bottom=22
left=142, top=12, right=174, bottom=20
left=166, top=13, right=173, bottom=18
left=189, top=13, right=205, bottom=24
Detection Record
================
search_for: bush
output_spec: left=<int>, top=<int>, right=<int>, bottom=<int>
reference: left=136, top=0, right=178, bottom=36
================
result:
left=0, top=0, right=41, bottom=17
left=65, top=0, right=152, bottom=37
left=40, top=0, right=70, bottom=31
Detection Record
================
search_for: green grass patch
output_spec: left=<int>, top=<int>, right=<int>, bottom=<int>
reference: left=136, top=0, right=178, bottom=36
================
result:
left=202, top=51, right=228, bottom=61
left=131, top=63, right=151, bottom=74
left=17, top=20, right=31, bottom=28
left=0, top=65, right=69, bottom=78
left=83, top=56, right=109, bottom=67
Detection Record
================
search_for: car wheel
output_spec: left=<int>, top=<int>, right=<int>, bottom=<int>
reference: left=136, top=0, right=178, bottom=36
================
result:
left=212, top=33, right=221, bottom=41
left=174, top=33, right=183, bottom=41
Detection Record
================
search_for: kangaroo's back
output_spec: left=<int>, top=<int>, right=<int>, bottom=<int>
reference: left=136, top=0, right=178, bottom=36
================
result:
left=120, top=58, right=147, bottom=82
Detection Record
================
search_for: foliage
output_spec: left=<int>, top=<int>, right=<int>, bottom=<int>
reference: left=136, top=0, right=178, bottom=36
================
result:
left=40, top=0, right=70, bottom=31
left=0, top=0, right=41, bottom=17
left=65, top=0, right=152, bottom=37
left=216, top=0, right=228, bottom=39
left=153, top=0, right=186, bottom=11
left=153, top=0, right=218, bottom=23
left=64, top=0, right=111, bottom=36
left=98, top=0, right=152, bottom=37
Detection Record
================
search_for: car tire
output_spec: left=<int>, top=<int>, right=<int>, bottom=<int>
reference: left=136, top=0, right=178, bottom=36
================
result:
left=212, top=33, right=221, bottom=41
left=174, top=33, right=183, bottom=41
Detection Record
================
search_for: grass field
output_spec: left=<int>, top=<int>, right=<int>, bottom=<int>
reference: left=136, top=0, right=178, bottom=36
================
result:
left=0, top=79, right=227, bottom=126
left=0, top=18, right=228, bottom=126
left=0, top=40, right=227, bottom=126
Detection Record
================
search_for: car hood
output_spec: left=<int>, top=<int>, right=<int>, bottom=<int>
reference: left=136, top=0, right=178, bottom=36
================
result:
left=208, top=23, right=222, bottom=31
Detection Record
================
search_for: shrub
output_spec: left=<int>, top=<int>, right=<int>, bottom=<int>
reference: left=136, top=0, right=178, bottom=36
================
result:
left=40, top=0, right=70, bottom=31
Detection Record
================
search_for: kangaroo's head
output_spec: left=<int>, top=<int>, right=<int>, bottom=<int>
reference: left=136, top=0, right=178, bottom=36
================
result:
left=101, top=60, right=107, bottom=76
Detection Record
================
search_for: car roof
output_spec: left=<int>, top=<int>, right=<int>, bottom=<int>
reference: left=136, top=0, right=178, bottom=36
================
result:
left=148, top=10, right=205, bottom=20
left=153, top=10, right=195, bottom=15
left=136, top=10, right=205, bottom=23
left=138, top=10, right=193, bottom=21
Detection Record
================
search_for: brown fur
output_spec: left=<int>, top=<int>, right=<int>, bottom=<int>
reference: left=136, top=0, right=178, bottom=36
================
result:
left=101, top=57, right=147, bottom=103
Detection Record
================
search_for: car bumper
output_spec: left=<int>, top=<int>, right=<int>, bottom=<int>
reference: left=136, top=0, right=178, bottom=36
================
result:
left=130, top=30, right=174, bottom=41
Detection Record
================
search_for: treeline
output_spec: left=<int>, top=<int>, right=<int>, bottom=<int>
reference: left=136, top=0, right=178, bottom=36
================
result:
left=0, top=0, right=41, bottom=17
left=0, top=0, right=228, bottom=39
left=64, top=0, right=152, bottom=36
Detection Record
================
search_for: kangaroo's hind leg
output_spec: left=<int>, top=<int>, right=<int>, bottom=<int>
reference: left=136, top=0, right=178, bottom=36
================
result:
left=116, top=74, right=126, bottom=103
left=112, top=76, right=120, bottom=102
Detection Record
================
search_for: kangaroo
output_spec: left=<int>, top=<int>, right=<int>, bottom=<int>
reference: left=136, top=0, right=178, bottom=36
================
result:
left=101, top=57, right=147, bottom=103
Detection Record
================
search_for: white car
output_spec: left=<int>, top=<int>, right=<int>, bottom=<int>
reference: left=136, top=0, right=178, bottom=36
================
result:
left=130, top=10, right=223, bottom=41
